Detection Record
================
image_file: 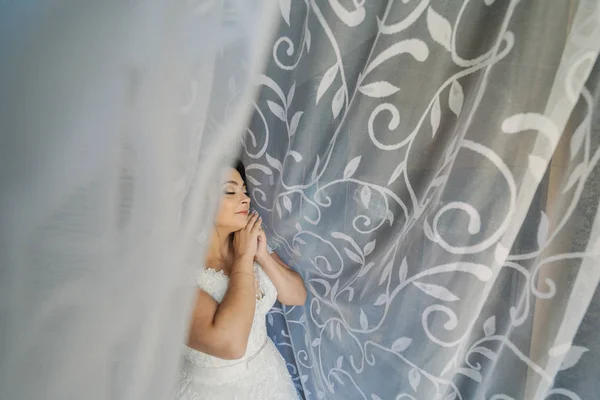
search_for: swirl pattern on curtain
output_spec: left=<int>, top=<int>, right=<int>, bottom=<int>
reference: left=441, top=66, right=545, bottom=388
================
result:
left=242, top=1, right=600, bottom=399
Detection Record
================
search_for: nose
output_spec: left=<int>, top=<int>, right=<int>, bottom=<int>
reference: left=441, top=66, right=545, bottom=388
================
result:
left=240, top=192, right=250, bottom=204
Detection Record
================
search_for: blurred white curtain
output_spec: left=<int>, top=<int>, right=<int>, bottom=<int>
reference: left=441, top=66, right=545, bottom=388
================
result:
left=241, top=1, right=600, bottom=399
left=0, top=1, right=277, bottom=399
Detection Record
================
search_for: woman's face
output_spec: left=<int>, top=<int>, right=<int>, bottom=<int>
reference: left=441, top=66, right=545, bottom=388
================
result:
left=214, top=168, right=250, bottom=233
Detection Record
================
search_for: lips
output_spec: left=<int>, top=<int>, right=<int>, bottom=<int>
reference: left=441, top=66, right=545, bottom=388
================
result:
left=236, top=210, right=249, bottom=215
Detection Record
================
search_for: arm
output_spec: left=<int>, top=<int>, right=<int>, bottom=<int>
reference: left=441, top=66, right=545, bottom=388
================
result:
left=186, top=213, right=263, bottom=359
left=186, top=255, right=256, bottom=359
left=255, top=236, right=307, bottom=306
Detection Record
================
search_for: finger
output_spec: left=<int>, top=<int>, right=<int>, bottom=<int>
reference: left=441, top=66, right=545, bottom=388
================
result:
left=251, top=213, right=261, bottom=230
left=251, top=216, right=263, bottom=234
left=245, top=212, right=259, bottom=230
left=247, top=211, right=259, bottom=227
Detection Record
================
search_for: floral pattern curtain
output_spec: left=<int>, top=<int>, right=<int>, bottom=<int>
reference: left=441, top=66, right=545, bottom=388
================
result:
left=241, top=1, right=600, bottom=399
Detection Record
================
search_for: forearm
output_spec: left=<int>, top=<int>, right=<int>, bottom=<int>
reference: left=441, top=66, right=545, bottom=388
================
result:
left=256, top=253, right=306, bottom=306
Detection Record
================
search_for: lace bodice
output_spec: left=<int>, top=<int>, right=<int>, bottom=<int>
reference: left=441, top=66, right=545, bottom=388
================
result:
left=176, top=246, right=299, bottom=399
left=182, top=255, right=278, bottom=368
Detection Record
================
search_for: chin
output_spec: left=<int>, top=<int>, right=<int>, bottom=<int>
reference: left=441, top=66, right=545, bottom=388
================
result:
left=232, top=224, right=246, bottom=232
left=215, top=220, right=246, bottom=234
left=230, top=218, right=247, bottom=232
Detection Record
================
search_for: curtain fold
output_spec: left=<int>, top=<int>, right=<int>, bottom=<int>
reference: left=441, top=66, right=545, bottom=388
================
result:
left=1, top=1, right=599, bottom=399
left=242, top=1, right=600, bottom=399
left=0, top=1, right=277, bottom=399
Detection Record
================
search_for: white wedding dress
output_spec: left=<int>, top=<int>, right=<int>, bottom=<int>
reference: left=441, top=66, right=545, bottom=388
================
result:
left=174, top=247, right=299, bottom=400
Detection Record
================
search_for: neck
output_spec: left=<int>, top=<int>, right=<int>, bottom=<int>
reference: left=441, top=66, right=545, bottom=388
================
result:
left=207, top=226, right=232, bottom=262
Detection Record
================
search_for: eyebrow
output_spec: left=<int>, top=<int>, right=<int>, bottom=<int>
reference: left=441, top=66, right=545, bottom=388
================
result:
left=225, top=180, right=246, bottom=187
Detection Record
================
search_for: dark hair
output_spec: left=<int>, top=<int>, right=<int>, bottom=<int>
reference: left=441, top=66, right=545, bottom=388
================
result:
left=235, top=159, right=246, bottom=184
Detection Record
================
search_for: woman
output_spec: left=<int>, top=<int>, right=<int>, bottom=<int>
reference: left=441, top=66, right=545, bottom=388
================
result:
left=175, top=161, right=307, bottom=399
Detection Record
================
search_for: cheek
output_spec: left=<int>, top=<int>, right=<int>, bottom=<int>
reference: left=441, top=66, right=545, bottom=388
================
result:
left=215, top=199, right=236, bottom=224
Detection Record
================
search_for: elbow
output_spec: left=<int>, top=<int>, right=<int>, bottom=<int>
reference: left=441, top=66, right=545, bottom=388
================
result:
left=220, top=338, right=248, bottom=360
left=188, top=334, right=248, bottom=360
left=296, top=283, right=308, bottom=305
left=226, top=343, right=247, bottom=360
left=282, top=287, right=307, bottom=307
left=296, top=288, right=307, bottom=306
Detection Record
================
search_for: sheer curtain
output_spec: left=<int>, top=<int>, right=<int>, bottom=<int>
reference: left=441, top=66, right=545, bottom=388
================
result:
left=1, top=1, right=600, bottom=400
left=0, top=1, right=277, bottom=399
left=242, top=1, right=600, bottom=399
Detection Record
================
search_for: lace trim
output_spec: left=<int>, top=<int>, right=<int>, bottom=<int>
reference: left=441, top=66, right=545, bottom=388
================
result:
left=201, top=240, right=274, bottom=300
left=201, top=264, right=265, bottom=300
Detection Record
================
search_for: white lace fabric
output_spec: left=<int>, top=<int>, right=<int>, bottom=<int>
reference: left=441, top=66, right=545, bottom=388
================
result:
left=175, top=246, right=299, bottom=399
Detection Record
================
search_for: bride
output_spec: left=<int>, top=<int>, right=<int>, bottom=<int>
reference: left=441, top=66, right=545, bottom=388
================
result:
left=175, top=161, right=306, bottom=399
